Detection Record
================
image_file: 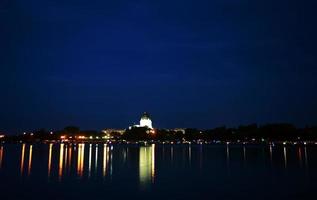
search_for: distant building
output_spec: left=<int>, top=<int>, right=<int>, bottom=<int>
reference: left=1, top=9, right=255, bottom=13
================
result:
left=102, top=129, right=125, bottom=135
left=101, top=129, right=125, bottom=139
left=130, top=112, right=153, bottom=129
left=165, top=128, right=186, bottom=134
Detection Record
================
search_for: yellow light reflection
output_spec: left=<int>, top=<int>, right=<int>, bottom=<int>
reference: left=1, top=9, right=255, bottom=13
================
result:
left=139, top=145, right=155, bottom=189
left=59, top=143, right=64, bottom=180
left=77, top=143, right=85, bottom=177
left=151, top=144, right=155, bottom=183
left=28, top=145, right=33, bottom=176
left=20, top=144, right=26, bottom=175
left=0, top=146, right=3, bottom=169
left=48, top=143, right=53, bottom=178
left=77, top=144, right=81, bottom=175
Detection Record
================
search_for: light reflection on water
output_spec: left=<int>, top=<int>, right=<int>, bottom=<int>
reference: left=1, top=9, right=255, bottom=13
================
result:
left=0, top=145, right=3, bottom=169
left=27, top=145, right=32, bottom=176
left=20, top=143, right=25, bottom=175
left=139, top=144, right=155, bottom=189
left=0, top=143, right=314, bottom=189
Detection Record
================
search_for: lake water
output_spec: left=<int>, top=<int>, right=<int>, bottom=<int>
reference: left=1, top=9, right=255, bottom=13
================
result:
left=0, top=143, right=316, bottom=199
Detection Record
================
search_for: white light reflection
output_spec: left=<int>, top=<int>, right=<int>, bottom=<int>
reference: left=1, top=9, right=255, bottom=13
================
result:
left=283, top=146, right=287, bottom=169
left=103, top=144, right=109, bottom=177
left=95, top=144, right=98, bottom=174
left=89, top=144, right=92, bottom=178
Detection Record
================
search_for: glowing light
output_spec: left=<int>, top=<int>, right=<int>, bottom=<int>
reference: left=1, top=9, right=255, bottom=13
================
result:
left=283, top=147, right=287, bottom=168
left=77, top=143, right=85, bottom=177
left=95, top=145, right=98, bottom=173
left=140, top=113, right=153, bottom=129
left=64, top=145, right=68, bottom=169
left=243, top=146, right=247, bottom=163
left=103, top=144, right=109, bottom=177
left=48, top=143, right=53, bottom=178
left=304, top=146, right=308, bottom=168
left=20, top=144, right=26, bottom=175
left=59, top=144, right=64, bottom=181
left=188, top=145, right=191, bottom=164
left=89, top=144, right=92, bottom=178
left=0, top=146, right=3, bottom=169
left=269, top=145, right=273, bottom=163
left=0, top=135, right=4, bottom=139
left=139, top=145, right=155, bottom=189
left=28, top=145, right=33, bottom=176
left=77, top=136, right=86, bottom=139
left=298, top=147, right=302, bottom=167
left=60, top=135, right=66, bottom=139
left=151, top=144, right=155, bottom=183
left=67, top=145, right=72, bottom=173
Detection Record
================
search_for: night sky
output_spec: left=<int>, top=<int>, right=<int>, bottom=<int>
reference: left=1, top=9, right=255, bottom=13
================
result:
left=1, top=0, right=317, bottom=134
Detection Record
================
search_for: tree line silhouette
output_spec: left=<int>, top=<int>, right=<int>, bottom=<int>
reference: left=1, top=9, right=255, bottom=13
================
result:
left=2, top=123, right=317, bottom=142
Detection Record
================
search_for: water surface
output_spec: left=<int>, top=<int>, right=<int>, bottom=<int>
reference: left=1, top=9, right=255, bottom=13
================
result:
left=0, top=143, right=316, bottom=199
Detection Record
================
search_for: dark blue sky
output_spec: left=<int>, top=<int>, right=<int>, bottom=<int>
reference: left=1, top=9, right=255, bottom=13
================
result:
left=1, top=0, right=317, bottom=134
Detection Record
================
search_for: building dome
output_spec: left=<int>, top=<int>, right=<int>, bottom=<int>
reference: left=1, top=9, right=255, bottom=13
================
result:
left=141, top=112, right=151, bottom=120
left=140, top=112, right=153, bottom=129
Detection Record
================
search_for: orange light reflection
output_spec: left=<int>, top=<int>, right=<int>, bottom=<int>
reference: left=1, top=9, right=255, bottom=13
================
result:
left=48, top=143, right=53, bottom=178
left=20, top=144, right=26, bottom=175
left=0, top=146, right=3, bottom=169
left=27, top=145, right=33, bottom=176
left=59, top=144, right=64, bottom=181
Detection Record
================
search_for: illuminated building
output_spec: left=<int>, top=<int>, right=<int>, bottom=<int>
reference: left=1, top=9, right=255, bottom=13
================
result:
left=101, top=129, right=125, bottom=139
left=140, top=112, right=153, bottom=129
left=130, top=112, right=153, bottom=129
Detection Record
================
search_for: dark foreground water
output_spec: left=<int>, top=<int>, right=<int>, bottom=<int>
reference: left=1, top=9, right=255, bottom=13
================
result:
left=0, top=143, right=316, bottom=200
